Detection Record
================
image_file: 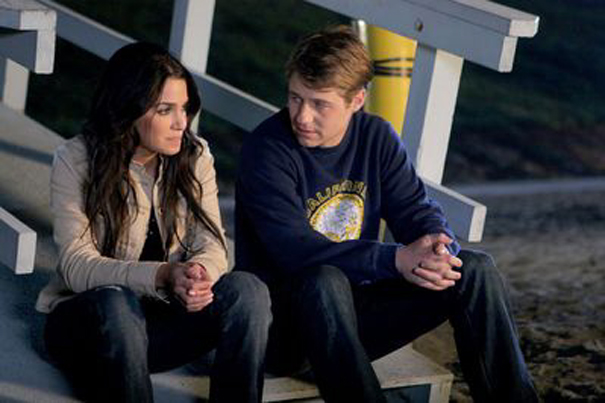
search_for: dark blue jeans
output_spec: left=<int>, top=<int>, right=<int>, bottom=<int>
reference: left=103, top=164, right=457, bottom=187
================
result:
left=266, top=250, right=538, bottom=403
left=44, top=271, right=271, bottom=403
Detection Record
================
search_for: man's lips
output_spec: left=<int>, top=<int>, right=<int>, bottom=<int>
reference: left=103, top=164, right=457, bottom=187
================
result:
left=295, top=126, right=315, bottom=136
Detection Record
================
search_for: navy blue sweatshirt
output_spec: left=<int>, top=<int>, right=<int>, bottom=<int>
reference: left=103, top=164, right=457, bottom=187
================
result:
left=235, top=108, right=459, bottom=285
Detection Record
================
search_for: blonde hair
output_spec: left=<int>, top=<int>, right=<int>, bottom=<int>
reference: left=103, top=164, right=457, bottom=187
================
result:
left=286, top=25, right=373, bottom=103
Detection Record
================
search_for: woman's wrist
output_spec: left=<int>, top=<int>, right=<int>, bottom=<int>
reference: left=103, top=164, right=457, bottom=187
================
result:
left=155, top=263, right=171, bottom=289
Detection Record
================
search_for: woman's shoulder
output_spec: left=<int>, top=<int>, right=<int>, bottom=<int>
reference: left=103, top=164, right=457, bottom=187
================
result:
left=55, top=134, right=86, bottom=160
left=188, top=133, right=212, bottom=162
left=55, top=135, right=87, bottom=162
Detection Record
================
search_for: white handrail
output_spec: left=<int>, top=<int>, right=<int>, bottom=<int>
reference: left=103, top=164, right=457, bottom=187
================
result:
left=38, top=0, right=278, bottom=132
left=5, top=0, right=540, bottom=243
left=307, top=0, right=539, bottom=72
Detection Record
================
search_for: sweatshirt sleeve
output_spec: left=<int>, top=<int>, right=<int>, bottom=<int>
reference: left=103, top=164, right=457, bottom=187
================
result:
left=379, top=127, right=460, bottom=255
left=51, top=140, right=163, bottom=298
left=237, top=132, right=400, bottom=284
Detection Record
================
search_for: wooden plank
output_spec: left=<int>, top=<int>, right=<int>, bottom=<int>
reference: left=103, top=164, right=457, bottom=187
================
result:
left=193, top=73, right=278, bottom=132
left=425, top=179, right=486, bottom=242
left=306, top=0, right=533, bottom=71
left=408, top=0, right=539, bottom=37
left=0, top=206, right=36, bottom=274
left=151, top=345, right=453, bottom=402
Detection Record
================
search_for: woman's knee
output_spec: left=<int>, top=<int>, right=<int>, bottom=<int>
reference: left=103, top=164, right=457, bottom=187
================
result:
left=87, top=285, right=142, bottom=319
left=85, top=286, right=147, bottom=340
left=46, top=286, right=147, bottom=362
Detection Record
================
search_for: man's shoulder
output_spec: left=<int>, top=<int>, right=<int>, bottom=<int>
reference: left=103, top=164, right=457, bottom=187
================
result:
left=244, top=109, right=297, bottom=154
left=251, top=108, right=291, bottom=139
left=355, top=110, right=390, bottom=126
left=353, top=111, right=402, bottom=148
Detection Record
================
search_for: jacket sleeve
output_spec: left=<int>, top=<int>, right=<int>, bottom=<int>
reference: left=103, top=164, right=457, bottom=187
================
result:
left=379, top=128, right=460, bottom=255
left=237, top=134, right=400, bottom=284
left=184, top=140, right=229, bottom=281
left=51, top=141, right=164, bottom=297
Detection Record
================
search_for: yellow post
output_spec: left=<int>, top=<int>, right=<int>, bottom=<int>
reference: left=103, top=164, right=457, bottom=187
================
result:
left=357, top=24, right=417, bottom=240
left=363, top=25, right=417, bottom=137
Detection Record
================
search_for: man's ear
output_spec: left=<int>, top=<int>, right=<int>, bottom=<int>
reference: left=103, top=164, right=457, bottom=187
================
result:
left=351, top=88, right=366, bottom=112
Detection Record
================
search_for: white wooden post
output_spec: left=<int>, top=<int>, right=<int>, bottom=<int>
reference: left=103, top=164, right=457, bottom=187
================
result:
left=0, top=57, right=29, bottom=111
left=404, top=46, right=463, bottom=184
left=169, top=0, right=215, bottom=74
left=169, top=0, right=216, bottom=131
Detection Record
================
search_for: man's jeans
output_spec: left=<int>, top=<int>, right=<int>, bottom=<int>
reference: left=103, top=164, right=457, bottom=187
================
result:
left=44, top=271, right=271, bottom=403
left=266, top=249, right=538, bottom=403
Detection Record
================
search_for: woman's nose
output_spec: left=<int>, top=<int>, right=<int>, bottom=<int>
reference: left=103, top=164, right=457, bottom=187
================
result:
left=173, top=110, right=187, bottom=130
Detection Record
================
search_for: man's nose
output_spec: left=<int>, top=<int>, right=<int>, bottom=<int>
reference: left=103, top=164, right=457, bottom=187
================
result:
left=295, top=102, right=312, bottom=125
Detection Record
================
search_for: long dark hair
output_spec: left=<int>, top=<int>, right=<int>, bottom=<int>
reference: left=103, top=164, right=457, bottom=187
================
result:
left=82, top=42, right=225, bottom=258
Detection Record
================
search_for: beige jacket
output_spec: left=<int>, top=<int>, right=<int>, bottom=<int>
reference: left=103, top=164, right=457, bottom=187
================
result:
left=36, top=135, right=228, bottom=313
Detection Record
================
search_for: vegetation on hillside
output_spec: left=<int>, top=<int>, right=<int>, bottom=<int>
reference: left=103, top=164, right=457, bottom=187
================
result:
left=447, top=0, right=605, bottom=182
left=25, top=0, right=605, bottom=188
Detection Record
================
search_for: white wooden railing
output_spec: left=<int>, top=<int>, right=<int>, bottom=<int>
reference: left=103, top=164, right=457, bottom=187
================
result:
left=0, top=0, right=57, bottom=273
left=0, top=0, right=539, bottom=271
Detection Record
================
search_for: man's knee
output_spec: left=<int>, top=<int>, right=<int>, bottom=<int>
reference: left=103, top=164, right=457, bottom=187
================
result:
left=295, top=265, right=351, bottom=299
left=282, top=265, right=355, bottom=320
left=457, top=249, right=508, bottom=294
left=215, top=271, right=272, bottom=324
left=459, top=250, right=498, bottom=276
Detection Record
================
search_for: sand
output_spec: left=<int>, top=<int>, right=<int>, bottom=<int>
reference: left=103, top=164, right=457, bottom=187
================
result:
left=414, top=188, right=605, bottom=402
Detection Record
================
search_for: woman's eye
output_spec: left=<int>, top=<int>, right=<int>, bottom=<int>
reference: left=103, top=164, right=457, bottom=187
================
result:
left=157, top=107, right=171, bottom=115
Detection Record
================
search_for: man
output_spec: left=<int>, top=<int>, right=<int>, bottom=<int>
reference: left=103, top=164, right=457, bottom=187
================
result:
left=236, top=25, right=538, bottom=403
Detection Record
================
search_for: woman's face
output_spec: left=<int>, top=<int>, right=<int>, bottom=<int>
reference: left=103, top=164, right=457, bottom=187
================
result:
left=133, top=77, right=189, bottom=165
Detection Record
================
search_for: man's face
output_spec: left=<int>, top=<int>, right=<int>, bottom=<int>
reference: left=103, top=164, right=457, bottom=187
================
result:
left=287, top=73, right=365, bottom=148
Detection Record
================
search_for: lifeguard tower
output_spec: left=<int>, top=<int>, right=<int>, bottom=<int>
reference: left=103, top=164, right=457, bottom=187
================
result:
left=0, top=0, right=538, bottom=401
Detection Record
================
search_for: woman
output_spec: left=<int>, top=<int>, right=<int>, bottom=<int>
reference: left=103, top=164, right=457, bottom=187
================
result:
left=36, top=42, right=271, bottom=402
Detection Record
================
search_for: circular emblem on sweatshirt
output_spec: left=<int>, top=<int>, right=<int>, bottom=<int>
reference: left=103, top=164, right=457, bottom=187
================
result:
left=309, top=193, right=364, bottom=242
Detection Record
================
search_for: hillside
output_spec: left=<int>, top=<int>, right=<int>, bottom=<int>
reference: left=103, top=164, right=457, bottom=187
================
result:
left=24, top=0, right=605, bottom=187
left=446, top=0, right=605, bottom=183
